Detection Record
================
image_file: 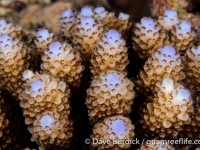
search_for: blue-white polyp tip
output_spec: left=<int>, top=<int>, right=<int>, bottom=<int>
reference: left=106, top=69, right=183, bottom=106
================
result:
left=179, top=21, right=191, bottom=33
left=164, top=10, right=177, bottom=18
left=106, top=73, right=120, bottom=86
left=37, top=29, right=50, bottom=39
left=49, top=42, right=61, bottom=56
left=105, top=30, right=121, bottom=46
left=81, top=6, right=93, bottom=16
left=40, top=115, right=53, bottom=127
left=62, top=9, right=73, bottom=18
left=119, top=13, right=129, bottom=20
left=0, top=34, right=12, bottom=48
left=0, top=19, right=7, bottom=26
left=195, top=45, right=200, bottom=55
left=158, top=147, right=167, bottom=150
left=162, top=78, right=174, bottom=92
left=31, top=80, right=44, bottom=93
left=176, top=89, right=190, bottom=101
left=141, top=17, right=155, bottom=30
left=160, top=45, right=176, bottom=60
left=81, top=16, right=94, bottom=29
left=94, top=7, right=105, bottom=14
left=111, top=120, right=126, bottom=135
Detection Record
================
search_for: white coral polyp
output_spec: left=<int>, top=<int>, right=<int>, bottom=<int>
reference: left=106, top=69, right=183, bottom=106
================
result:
left=0, top=34, right=20, bottom=59
left=105, top=30, right=121, bottom=46
left=23, top=70, right=34, bottom=80
left=0, top=19, right=7, bottom=28
left=62, top=9, right=74, bottom=18
left=141, top=17, right=156, bottom=32
left=193, top=45, right=200, bottom=55
left=106, top=73, right=120, bottom=87
left=0, top=34, right=13, bottom=49
left=40, top=115, right=53, bottom=127
left=111, top=120, right=126, bottom=136
left=80, top=6, right=93, bottom=16
left=173, top=89, right=190, bottom=105
left=159, top=45, right=176, bottom=61
left=94, top=7, right=105, bottom=14
left=49, top=42, right=61, bottom=58
left=118, top=12, right=129, bottom=20
left=60, top=8, right=76, bottom=39
left=37, top=29, right=52, bottom=42
left=158, top=10, right=179, bottom=31
left=31, top=80, right=44, bottom=93
left=164, top=10, right=178, bottom=25
left=0, top=19, right=22, bottom=39
left=175, top=21, right=191, bottom=38
left=161, top=78, right=174, bottom=93
left=35, top=28, right=53, bottom=52
left=137, top=17, right=160, bottom=42
left=158, top=147, right=167, bottom=150
left=81, top=16, right=95, bottom=29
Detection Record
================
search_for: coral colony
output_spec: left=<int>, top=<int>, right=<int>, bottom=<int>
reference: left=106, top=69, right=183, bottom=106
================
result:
left=1, top=5, right=200, bottom=150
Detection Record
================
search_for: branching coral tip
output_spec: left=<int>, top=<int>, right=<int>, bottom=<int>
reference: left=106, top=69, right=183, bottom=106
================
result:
left=162, top=78, right=174, bottom=92
left=111, top=120, right=126, bottom=135
left=80, top=6, right=93, bottom=16
left=105, top=30, right=121, bottom=46
left=40, top=115, right=53, bottom=127
left=94, top=7, right=105, bottom=14
left=31, top=80, right=44, bottom=93
left=106, top=73, right=120, bottom=86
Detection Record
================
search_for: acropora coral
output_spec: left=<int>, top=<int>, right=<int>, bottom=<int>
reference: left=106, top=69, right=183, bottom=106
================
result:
left=0, top=3, right=200, bottom=150
left=90, top=115, right=135, bottom=149
left=40, top=41, right=84, bottom=88
left=133, top=17, right=169, bottom=59
left=86, top=70, right=135, bottom=123
left=19, top=70, right=73, bottom=149
left=0, top=19, right=23, bottom=39
left=90, top=29, right=128, bottom=76
left=170, top=20, right=196, bottom=51
left=158, top=9, right=179, bottom=31
left=0, top=33, right=30, bottom=98
left=139, top=78, right=193, bottom=139
left=136, top=45, right=185, bottom=94
left=34, top=28, right=54, bottom=56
